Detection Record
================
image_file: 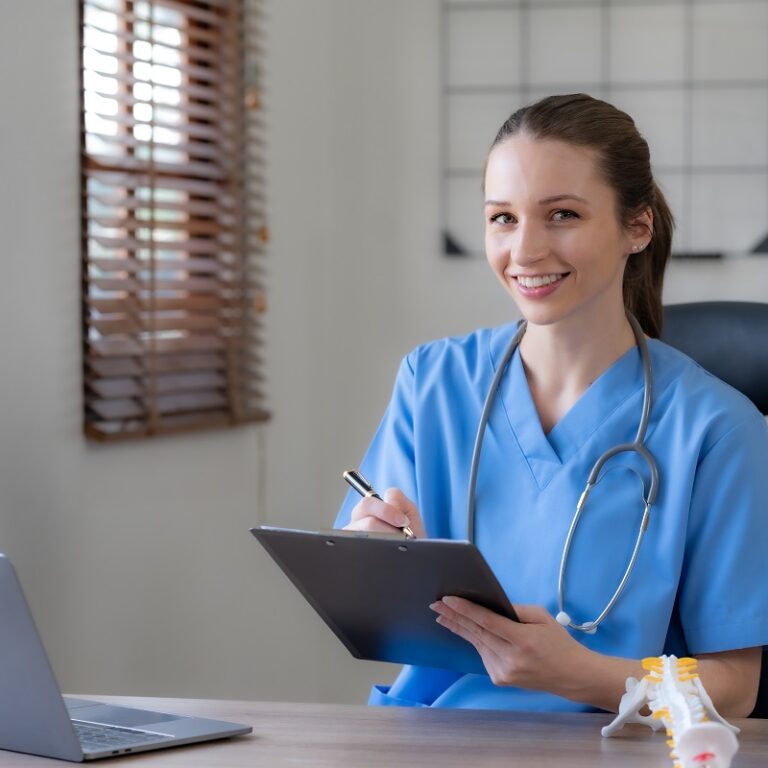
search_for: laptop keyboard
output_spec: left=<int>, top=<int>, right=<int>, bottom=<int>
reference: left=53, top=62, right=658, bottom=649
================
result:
left=73, top=720, right=172, bottom=751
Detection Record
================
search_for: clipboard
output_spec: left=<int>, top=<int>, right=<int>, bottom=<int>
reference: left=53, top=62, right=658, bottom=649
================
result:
left=250, top=525, right=519, bottom=674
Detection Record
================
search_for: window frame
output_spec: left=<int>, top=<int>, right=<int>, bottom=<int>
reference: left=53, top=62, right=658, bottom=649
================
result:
left=80, top=0, right=268, bottom=441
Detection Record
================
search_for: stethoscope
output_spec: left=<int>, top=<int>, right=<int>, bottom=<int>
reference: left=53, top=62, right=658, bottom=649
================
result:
left=466, top=313, right=659, bottom=634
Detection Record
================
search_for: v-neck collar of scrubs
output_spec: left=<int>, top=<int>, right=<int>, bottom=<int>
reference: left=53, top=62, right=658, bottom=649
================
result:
left=489, top=324, right=645, bottom=489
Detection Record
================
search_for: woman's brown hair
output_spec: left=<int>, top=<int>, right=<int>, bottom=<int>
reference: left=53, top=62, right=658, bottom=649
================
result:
left=488, top=93, right=674, bottom=338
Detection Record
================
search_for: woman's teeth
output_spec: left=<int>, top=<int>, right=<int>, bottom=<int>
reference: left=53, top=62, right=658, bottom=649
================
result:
left=516, top=273, right=563, bottom=288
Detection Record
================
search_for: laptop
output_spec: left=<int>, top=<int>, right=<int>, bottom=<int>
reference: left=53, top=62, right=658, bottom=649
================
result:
left=0, top=553, right=252, bottom=761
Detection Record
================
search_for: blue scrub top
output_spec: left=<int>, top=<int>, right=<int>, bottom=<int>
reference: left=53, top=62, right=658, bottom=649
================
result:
left=334, top=323, right=768, bottom=712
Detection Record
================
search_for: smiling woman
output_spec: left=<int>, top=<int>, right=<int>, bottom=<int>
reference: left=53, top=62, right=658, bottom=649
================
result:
left=334, top=94, right=768, bottom=717
left=484, top=137, right=645, bottom=346
left=484, top=95, right=672, bottom=341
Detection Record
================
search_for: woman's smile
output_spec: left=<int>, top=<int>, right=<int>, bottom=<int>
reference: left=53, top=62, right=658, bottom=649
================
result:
left=512, top=272, right=571, bottom=297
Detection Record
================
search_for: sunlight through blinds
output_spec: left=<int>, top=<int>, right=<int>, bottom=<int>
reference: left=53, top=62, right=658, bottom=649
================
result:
left=81, top=0, right=268, bottom=440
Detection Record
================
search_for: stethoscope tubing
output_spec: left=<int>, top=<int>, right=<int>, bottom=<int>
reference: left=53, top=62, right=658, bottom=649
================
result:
left=466, top=313, right=659, bottom=633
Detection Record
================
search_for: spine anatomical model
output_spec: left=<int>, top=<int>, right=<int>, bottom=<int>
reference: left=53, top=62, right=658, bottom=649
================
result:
left=602, top=655, right=739, bottom=768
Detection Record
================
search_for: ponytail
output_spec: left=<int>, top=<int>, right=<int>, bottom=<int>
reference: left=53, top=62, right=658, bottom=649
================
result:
left=623, top=183, right=674, bottom=338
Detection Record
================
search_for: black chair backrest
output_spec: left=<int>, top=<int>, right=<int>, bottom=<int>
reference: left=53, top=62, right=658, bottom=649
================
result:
left=661, top=301, right=768, bottom=415
left=661, top=301, right=768, bottom=718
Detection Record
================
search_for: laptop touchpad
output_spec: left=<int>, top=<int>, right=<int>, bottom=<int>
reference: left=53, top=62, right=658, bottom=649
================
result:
left=74, top=704, right=185, bottom=727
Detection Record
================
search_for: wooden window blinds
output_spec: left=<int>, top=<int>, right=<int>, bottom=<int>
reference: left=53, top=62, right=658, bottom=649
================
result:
left=80, top=0, right=268, bottom=441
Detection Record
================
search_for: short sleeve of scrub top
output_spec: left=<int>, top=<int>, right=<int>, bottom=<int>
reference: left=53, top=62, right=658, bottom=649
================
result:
left=334, top=323, right=768, bottom=712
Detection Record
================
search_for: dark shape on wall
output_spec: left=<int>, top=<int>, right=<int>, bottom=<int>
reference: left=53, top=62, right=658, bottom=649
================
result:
left=752, top=232, right=768, bottom=254
left=671, top=251, right=722, bottom=260
left=444, top=230, right=469, bottom=257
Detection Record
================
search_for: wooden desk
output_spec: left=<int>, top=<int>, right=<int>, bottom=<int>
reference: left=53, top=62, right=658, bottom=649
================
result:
left=0, top=697, right=767, bottom=766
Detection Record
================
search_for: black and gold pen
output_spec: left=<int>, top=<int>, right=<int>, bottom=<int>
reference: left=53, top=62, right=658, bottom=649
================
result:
left=342, top=469, right=415, bottom=538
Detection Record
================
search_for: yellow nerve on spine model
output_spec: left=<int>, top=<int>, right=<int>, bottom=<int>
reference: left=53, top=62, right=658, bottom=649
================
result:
left=601, top=655, right=740, bottom=768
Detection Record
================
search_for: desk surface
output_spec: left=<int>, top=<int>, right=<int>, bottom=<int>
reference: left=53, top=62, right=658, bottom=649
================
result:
left=1, top=697, right=767, bottom=766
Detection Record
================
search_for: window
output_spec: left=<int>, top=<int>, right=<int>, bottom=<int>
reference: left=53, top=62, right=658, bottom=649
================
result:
left=80, top=0, right=267, bottom=440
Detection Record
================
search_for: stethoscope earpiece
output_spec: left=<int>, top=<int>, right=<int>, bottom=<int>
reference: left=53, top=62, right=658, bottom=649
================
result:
left=555, top=611, right=571, bottom=627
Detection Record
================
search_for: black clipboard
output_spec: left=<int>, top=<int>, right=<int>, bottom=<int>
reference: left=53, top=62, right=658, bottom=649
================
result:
left=250, top=525, right=519, bottom=674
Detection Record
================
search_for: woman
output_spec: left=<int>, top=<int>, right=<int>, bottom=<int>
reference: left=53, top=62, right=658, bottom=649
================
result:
left=334, top=94, right=768, bottom=715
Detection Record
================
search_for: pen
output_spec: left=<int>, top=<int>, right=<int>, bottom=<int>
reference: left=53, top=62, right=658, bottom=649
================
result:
left=342, top=469, right=415, bottom=538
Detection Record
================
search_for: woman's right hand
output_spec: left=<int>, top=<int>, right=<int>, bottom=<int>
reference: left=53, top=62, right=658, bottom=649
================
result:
left=343, top=487, right=427, bottom=539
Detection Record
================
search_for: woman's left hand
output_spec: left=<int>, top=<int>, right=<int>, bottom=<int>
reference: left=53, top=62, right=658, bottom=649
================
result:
left=430, top=597, right=591, bottom=695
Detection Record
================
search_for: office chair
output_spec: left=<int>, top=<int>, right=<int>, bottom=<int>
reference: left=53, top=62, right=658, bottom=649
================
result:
left=661, top=301, right=768, bottom=718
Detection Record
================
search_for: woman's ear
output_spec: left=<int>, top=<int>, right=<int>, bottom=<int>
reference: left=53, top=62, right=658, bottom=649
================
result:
left=627, top=206, right=654, bottom=253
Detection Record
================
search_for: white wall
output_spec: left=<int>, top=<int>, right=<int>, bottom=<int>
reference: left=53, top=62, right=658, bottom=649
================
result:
left=0, top=0, right=392, bottom=705
left=0, top=0, right=766, bottom=707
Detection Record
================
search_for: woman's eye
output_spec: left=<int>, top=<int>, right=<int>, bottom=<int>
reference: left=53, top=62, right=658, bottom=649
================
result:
left=552, top=209, right=579, bottom=222
left=489, top=212, right=515, bottom=225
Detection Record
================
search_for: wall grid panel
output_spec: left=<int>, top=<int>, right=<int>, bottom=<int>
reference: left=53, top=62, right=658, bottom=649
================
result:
left=441, top=0, right=768, bottom=259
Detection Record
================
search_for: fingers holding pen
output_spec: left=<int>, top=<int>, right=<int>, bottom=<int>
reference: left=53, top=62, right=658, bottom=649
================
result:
left=380, top=487, right=426, bottom=538
left=346, top=491, right=413, bottom=534
left=343, top=485, right=427, bottom=538
left=341, top=469, right=426, bottom=538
